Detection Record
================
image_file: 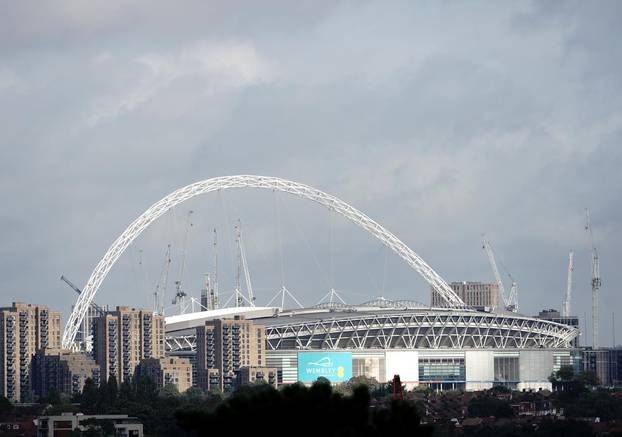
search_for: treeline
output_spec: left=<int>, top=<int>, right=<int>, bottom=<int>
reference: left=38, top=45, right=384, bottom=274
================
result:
left=70, top=376, right=220, bottom=435
left=61, top=376, right=431, bottom=436
left=176, top=381, right=433, bottom=437
left=550, top=366, right=622, bottom=421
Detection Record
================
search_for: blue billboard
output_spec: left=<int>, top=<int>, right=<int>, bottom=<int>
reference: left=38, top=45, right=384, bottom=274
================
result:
left=297, top=351, right=352, bottom=383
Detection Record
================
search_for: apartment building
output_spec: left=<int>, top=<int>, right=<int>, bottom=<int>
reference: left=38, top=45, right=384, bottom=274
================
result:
left=0, top=302, right=62, bottom=402
left=32, top=348, right=100, bottom=399
left=196, top=316, right=268, bottom=391
left=135, top=356, right=193, bottom=393
left=536, top=309, right=580, bottom=347
left=237, top=366, right=278, bottom=388
left=431, top=282, right=500, bottom=309
left=92, top=307, right=165, bottom=383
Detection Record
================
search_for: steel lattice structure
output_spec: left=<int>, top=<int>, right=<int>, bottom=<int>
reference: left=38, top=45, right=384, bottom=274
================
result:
left=164, top=309, right=578, bottom=352
left=63, top=175, right=467, bottom=348
left=263, top=311, right=577, bottom=350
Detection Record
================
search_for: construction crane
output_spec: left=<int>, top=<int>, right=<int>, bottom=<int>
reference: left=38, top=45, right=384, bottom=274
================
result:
left=233, top=220, right=255, bottom=307
left=234, top=221, right=243, bottom=307
left=239, top=221, right=255, bottom=307
left=210, top=228, right=219, bottom=310
left=60, top=275, right=106, bottom=314
left=154, top=244, right=172, bottom=315
left=482, top=236, right=519, bottom=312
left=172, top=210, right=194, bottom=313
left=60, top=275, right=105, bottom=351
left=507, top=279, right=519, bottom=312
left=200, top=229, right=221, bottom=311
left=562, top=251, right=574, bottom=317
left=586, top=209, right=601, bottom=349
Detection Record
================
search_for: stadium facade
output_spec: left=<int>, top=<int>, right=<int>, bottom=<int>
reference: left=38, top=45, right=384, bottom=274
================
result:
left=165, top=299, right=579, bottom=391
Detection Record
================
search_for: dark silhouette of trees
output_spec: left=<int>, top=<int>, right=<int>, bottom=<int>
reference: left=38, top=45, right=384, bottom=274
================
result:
left=0, top=396, right=12, bottom=418
left=468, top=395, right=514, bottom=418
left=536, top=419, right=594, bottom=437
left=176, top=380, right=432, bottom=437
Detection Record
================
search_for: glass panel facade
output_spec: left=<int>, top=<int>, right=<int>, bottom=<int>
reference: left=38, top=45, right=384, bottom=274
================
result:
left=553, top=353, right=573, bottom=373
left=352, top=357, right=385, bottom=381
left=494, top=356, right=519, bottom=388
left=419, top=357, right=465, bottom=390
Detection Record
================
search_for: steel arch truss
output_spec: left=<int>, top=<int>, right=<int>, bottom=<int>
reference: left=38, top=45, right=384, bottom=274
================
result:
left=64, top=175, right=468, bottom=348
left=263, top=312, right=578, bottom=351
left=165, top=311, right=578, bottom=353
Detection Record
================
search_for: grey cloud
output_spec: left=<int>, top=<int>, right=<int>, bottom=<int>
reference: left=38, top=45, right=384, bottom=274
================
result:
left=0, top=0, right=620, bottom=346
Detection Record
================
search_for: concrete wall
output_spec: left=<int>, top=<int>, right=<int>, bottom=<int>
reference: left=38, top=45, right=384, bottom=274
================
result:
left=518, top=350, right=554, bottom=391
left=465, top=351, right=494, bottom=391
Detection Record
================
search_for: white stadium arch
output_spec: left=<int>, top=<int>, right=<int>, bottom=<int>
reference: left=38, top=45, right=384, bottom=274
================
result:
left=62, top=175, right=468, bottom=348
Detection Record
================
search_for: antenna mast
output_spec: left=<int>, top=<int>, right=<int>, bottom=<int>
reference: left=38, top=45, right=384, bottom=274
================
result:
left=586, top=208, right=601, bottom=349
left=562, top=251, right=574, bottom=317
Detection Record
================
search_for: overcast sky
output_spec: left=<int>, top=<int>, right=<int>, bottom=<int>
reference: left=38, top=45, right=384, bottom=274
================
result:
left=0, top=1, right=620, bottom=347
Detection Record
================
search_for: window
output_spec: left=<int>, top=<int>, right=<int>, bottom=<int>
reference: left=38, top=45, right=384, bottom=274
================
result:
left=418, top=357, right=465, bottom=390
left=494, top=356, right=519, bottom=388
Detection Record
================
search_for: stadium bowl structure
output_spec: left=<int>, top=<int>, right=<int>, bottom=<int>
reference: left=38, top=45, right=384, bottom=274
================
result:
left=165, top=300, right=578, bottom=352
left=165, top=300, right=579, bottom=391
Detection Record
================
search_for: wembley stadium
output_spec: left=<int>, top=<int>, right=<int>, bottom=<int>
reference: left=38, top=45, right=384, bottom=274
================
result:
left=164, top=299, right=579, bottom=391
left=62, top=176, right=580, bottom=392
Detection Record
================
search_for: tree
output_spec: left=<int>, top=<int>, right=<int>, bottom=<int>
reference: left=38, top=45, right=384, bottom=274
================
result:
left=556, top=365, right=574, bottom=382
left=44, top=388, right=62, bottom=405
left=176, top=380, right=432, bottom=436
left=468, top=395, right=513, bottom=418
left=80, top=418, right=116, bottom=437
left=118, top=379, right=133, bottom=403
left=551, top=365, right=577, bottom=393
left=0, top=396, right=12, bottom=418
left=106, top=375, right=118, bottom=404
left=160, top=383, right=180, bottom=398
left=80, top=378, right=99, bottom=414
left=315, top=376, right=330, bottom=385
left=134, top=375, right=158, bottom=402
left=208, top=384, right=222, bottom=397
left=578, top=370, right=600, bottom=387
left=347, top=375, right=381, bottom=393
left=536, top=419, right=594, bottom=437
left=495, top=401, right=514, bottom=418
